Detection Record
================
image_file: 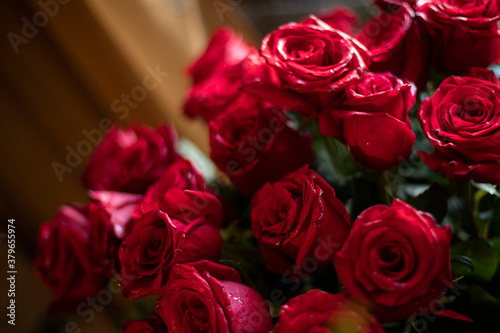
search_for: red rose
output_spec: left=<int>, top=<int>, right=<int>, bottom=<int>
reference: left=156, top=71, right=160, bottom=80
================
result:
left=89, top=190, right=143, bottom=239
left=274, top=290, right=384, bottom=333
left=320, top=72, right=416, bottom=170
left=251, top=165, right=350, bottom=276
left=156, top=260, right=272, bottom=333
left=334, top=199, right=452, bottom=322
left=184, top=85, right=257, bottom=122
left=357, top=1, right=429, bottom=89
left=209, top=105, right=313, bottom=196
left=315, top=6, right=361, bottom=36
left=240, top=48, right=321, bottom=116
left=82, top=124, right=180, bottom=194
left=184, top=27, right=252, bottom=121
left=119, top=189, right=222, bottom=298
left=187, top=27, right=250, bottom=85
left=184, top=73, right=248, bottom=121
left=417, top=0, right=500, bottom=74
left=139, top=159, right=206, bottom=214
left=417, top=68, right=500, bottom=184
left=120, top=315, right=167, bottom=333
left=241, top=16, right=370, bottom=117
left=260, top=16, right=370, bottom=94
left=35, top=203, right=116, bottom=313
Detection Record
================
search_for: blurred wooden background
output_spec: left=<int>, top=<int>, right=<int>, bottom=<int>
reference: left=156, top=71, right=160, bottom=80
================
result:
left=0, top=1, right=362, bottom=332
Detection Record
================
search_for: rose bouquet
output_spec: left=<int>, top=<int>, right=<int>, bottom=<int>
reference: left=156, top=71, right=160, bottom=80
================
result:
left=36, top=0, right=500, bottom=332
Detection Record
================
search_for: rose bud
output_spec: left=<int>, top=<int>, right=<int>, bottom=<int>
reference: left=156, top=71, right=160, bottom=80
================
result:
left=120, top=315, right=167, bottom=333
left=417, top=0, right=500, bottom=74
left=320, top=72, right=416, bottom=171
left=35, top=203, right=117, bottom=314
left=335, top=199, right=452, bottom=322
left=209, top=105, right=313, bottom=196
left=418, top=68, right=500, bottom=184
left=357, top=1, right=429, bottom=89
left=119, top=189, right=222, bottom=298
left=82, top=123, right=180, bottom=194
left=274, top=290, right=384, bottom=333
left=184, top=27, right=252, bottom=121
left=251, top=165, right=351, bottom=276
left=156, top=260, right=272, bottom=333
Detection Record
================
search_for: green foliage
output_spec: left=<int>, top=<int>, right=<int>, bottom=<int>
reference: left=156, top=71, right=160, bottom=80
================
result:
left=451, top=239, right=499, bottom=283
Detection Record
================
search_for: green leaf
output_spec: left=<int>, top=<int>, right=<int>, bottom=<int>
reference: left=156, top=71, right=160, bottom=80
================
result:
left=311, top=119, right=359, bottom=179
left=178, top=137, right=217, bottom=182
left=312, top=137, right=345, bottom=183
left=451, top=255, right=474, bottom=276
left=489, top=213, right=500, bottom=238
left=451, top=239, right=499, bottom=283
left=471, top=181, right=500, bottom=198
left=467, top=285, right=500, bottom=308
left=471, top=188, right=500, bottom=239
left=490, top=237, right=500, bottom=259
left=473, top=190, right=492, bottom=238
left=488, top=63, right=500, bottom=78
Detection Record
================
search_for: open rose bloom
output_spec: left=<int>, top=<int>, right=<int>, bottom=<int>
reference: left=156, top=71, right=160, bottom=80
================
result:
left=156, top=261, right=272, bottom=333
left=335, top=199, right=452, bottom=322
left=251, top=165, right=351, bottom=275
left=418, top=68, right=500, bottom=183
left=36, top=1, right=500, bottom=332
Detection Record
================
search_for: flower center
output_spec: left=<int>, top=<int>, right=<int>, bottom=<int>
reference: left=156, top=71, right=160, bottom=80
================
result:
left=380, top=247, right=405, bottom=273
left=182, top=293, right=211, bottom=332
